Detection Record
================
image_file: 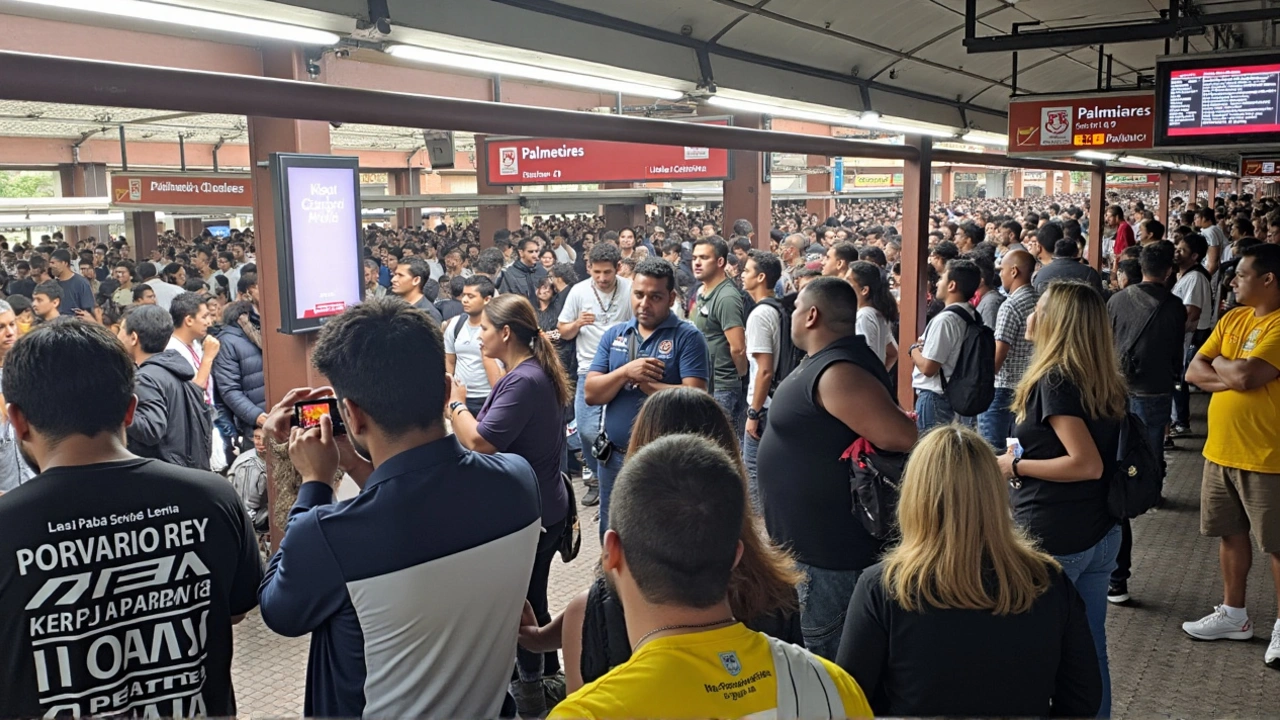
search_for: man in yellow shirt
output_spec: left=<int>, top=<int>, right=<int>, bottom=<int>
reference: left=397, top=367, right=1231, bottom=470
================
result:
left=1183, top=244, right=1280, bottom=669
left=550, top=434, right=871, bottom=720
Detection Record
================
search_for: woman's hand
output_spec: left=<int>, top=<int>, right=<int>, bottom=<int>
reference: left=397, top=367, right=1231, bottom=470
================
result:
left=447, top=374, right=468, bottom=405
left=996, top=450, right=1017, bottom=480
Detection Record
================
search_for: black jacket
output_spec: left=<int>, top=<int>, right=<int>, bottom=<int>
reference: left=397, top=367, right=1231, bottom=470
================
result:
left=1107, top=282, right=1187, bottom=395
left=498, top=260, right=546, bottom=304
left=127, top=350, right=213, bottom=470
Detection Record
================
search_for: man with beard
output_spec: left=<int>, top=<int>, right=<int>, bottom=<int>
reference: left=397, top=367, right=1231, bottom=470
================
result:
left=691, top=236, right=748, bottom=435
left=0, top=320, right=262, bottom=717
left=391, top=257, right=444, bottom=324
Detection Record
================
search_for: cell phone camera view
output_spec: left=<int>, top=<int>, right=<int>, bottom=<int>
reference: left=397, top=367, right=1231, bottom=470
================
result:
left=292, top=398, right=347, bottom=435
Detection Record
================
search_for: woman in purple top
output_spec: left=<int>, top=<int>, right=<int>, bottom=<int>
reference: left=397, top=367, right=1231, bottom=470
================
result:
left=448, top=292, right=571, bottom=715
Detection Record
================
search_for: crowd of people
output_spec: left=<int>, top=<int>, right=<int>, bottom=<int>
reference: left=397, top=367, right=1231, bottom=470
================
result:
left=0, top=184, right=1278, bottom=719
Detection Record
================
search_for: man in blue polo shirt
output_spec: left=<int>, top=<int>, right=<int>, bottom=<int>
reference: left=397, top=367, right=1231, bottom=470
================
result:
left=585, top=257, right=709, bottom=536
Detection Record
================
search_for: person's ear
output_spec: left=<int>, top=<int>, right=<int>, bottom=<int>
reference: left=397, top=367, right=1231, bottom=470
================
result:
left=731, top=539, right=744, bottom=572
left=8, top=403, right=30, bottom=442
left=122, top=395, right=138, bottom=428
left=601, top=529, right=625, bottom=573
left=341, top=397, right=368, bottom=437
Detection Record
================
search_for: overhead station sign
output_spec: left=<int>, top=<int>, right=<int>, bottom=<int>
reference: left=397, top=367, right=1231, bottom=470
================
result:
left=110, top=173, right=252, bottom=210
left=1008, top=92, right=1155, bottom=157
left=484, top=119, right=732, bottom=186
left=1241, top=157, right=1280, bottom=177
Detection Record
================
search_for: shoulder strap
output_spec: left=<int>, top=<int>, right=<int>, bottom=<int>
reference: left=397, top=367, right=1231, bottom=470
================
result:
left=1120, top=292, right=1168, bottom=359
left=451, top=315, right=466, bottom=341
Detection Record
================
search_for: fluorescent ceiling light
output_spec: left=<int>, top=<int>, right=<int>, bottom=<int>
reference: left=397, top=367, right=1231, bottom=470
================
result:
left=1076, top=150, right=1117, bottom=161
left=706, top=96, right=857, bottom=125
left=11, top=0, right=341, bottom=45
left=857, top=116, right=957, bottom=138
left=961, top=130, right=1008, bottom=147
left=386, top=45, right=684, bottom=100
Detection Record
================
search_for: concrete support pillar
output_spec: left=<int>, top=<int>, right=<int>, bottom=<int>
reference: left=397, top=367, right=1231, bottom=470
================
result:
left=1234, top=179, right=1242, bottom=197
left=175, top=218, right=204, bottom=240
left=1087, top=164, right=1105, bottom=271
left=806, top=154, right=836, bottom=220
left=723, top=113, right=772, bottom=249
left=58, top=162, right=110, bottom=243
left=600, top=182, right=646, bottom=232
left=130, top=212, right=158, bottom=261
left=898, top=135, right=932, bottom=409
left=1011, top=170, right=1024, bottom=199
left=984, top=172, right=1005, bottom=199
left=248, top=47, right=333, bottom=549
left=1062, top=171, right=1073, bottom=194
left=391, top=169, right=422, bottom=229
left=939, top=167, right=954, bottom=203
left=475, top=134, right=520, bottom=249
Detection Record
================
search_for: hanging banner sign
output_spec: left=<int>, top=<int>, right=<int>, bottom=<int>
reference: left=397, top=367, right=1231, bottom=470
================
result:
left=484, top=119, right=732, bottom=186
left=110, top=173, right=252, bottom=210
left=833, top=157, right=845, bottom=192
left=852, top=173, right=903, bottom=188
left=1241, top=157, right=1280, bottom=177
left=1107, top=173, right=1161, bottom=185
left=1008, top=92, right=1155, bottom=157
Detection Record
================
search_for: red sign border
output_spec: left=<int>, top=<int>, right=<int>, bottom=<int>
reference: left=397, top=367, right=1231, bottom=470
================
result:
left=482, top=116, right=736, bottom=186
left=1006, top=91, right=1155, bottom=159
left=1240, top=156, right=1280, bottom=178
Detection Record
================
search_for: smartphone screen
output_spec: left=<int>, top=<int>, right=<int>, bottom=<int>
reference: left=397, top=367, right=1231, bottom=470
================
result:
left=296, top=401, right=333, bottom=430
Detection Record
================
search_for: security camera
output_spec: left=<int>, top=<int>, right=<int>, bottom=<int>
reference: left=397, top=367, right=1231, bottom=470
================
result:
left=680, top=24, right=693, bottom=36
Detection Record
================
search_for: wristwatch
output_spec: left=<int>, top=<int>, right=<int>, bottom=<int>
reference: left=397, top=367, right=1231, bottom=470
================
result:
left=449, top=400, right=467, bottom=417
left=746, top=407, right=765, bottom=421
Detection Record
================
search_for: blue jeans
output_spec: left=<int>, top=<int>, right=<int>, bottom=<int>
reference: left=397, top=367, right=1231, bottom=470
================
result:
left=1055, top=523, right=1121, bottom=718
left=914, top=389, right=954, bottom=433
left=1172, top=330, right=1209, bottom=428
left=596, top=448, right=625, bottom=540
left=714, top=386, right=746, bottom=439
left=977, top=387, right=1017, bottom=448
left=796, top=563, right=862, bottom=661
left=742, top=428, right=761, bottom=515
left=574, top=376, right=601, bottom=480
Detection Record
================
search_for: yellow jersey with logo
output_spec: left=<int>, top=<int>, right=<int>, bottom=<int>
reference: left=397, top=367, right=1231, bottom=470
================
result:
left=549, top=623, right=871, bottom=719
left=1200, top=306, right=1280, bottom=473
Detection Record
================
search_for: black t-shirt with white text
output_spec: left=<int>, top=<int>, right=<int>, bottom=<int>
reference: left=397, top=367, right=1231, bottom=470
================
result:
left=0, top=458, right=263, bottom=718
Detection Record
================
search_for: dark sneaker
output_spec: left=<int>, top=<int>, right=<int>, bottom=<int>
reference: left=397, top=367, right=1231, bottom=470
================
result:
left=512, top=679, right=547, bottom=718
left=542, top=671, right=567, bottom=709
left=582, top=484, right=600, bottom=506
left=1164, top=436, right=1176, bottom=451
left=1169, top=424, right=1192, bottom=438
left=1107, top=580, right=1131, bottom=604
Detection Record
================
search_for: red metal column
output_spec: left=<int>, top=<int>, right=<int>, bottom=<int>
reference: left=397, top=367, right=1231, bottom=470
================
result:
left=129, top=212, right=158, bottom=260
left=806, top=154, right=836, bottom=220
left=475, top=134, right=520, bottom=248
left=1087, top=163, right=1105, bottom=270
left=59, top=162, right=110, bottom=243
left=722, top=113, right=772, bottom=249
left=390, top=169, right=421, bottom=229
left=249, top=47, right=333, bottom=548
left=898, top=135, right=932, bottom=409
left=1158, top=172, right=1171, bottom=223
left=1011, top=169, right=1024, bottom=199
left=939, top=166, right=954, bottom=203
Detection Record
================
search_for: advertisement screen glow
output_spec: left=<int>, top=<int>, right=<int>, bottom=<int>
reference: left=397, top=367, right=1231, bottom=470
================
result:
left=285, top=165, right=362, bottom=320
left=1166, top=63, right=1280, bottom=136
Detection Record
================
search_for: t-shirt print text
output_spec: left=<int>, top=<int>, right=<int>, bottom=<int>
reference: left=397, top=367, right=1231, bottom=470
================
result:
left=17, top=512, right=215, bottom=717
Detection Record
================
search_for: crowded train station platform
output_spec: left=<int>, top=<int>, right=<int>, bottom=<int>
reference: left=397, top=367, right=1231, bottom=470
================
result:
left=0, top=1, right=1279, bottom=718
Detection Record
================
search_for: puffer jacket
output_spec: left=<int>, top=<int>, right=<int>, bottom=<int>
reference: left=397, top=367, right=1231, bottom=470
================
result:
left=213, top=307, right=266, bottom=434
left=127, top=349, right=213, bottom=470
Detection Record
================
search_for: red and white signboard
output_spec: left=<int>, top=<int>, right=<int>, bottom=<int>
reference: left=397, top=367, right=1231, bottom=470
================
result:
left=484, top=120, right=732, bottom=186
left=1008, top=92, right=1155, bottom=157
left=1241, top=157, right=1280, bottom=177
left=110, top=173, right=253, bottom=210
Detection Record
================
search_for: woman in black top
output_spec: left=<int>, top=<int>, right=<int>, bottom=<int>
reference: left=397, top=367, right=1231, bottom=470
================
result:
left=838, top=425, right=1101, bottom=717
left=517, top=387, right=803, bottom=694
left=996, top=280, right=1127, bottom=718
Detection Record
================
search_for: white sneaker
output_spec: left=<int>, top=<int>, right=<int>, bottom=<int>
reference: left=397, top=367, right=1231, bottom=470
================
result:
left=1182, top=606, right=1254, bottom=641
left=1267, top=622, right=1280, bottom=669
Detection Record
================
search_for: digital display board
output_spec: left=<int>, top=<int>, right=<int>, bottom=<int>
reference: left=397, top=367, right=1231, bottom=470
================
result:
left=269, top=154, right=364, bottom=334
left=1157, top=51, right=1280, bottom=147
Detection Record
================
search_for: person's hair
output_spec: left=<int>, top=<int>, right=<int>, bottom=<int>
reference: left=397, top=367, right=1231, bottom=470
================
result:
left=959, top=221, right=985, bottom=245
left=730, top=236, right=753, bottom=255
left=461, top=274, right=497, bottom=299
left=858, top=246, right=887, bottom=267
left=967, top=252, right=1000, bottom=291
left=930, top=240, right=959, bottom=263
left=943, top=258, right=981, bottom=300
left=3, top=321, right=136, bottom=442
left=132, top=285, right=153, bottom=302
left=1139, top=241, right=1174, bottom=279
left=1118, top=258, right=1143, bottom=286
left=169, top=291, right=206, bottom=328
left=1013, top=281, right=1128, bottom=423
left=50, top=248, right=72, bottom=265
left=401, top=257, right=430, bottom=292
left=746, top=250, right=782, bottom=288
left=473, top=247, right=505, bottom=276
left=692, top=234, right=729, bottom=261
left=548, top=263, right=578, bottom=285
left=1001, top=219, right=1022, bottom=238
left=237, top=271, right=257, bottom=295
left=1195, top=206, right=1216, bottom=224
left=611, top=433, right=747, bottom=609
left=632, top=257, right=675, bottom=292
left=1233, top=216, right=1253, bottom=238
left=883, top=425, right=1057, bottom=614
left=363, top=257, right=380, bottom=272
left=493, top=228, right=512, bottom=246
left=518, top=238, right=540, bottom=253
left=1106, top=204, right=1125, bottom=221
left=732, top=218, right=753, bottom=237
left=830, top=241, right=858, bottom=265
left=1241, top=242, right=1280, bottom=282
left=799, top=276, right=857, bottom=331
left=33, top=280, right=62, bottom=303
left=0, top=300, right=12, bottom=316
left=588, top=241, right=622, bottom=266
left=848, top=261, right=899, bottom=324
left=1035, top=222, right=1064, bottom=249
left=1142, top=218, right=1165, bottom=240
left=122, top=303, right=174, bottom=353
left=1051, top=238, right=1079, bottom=258
left=449, top=274, right=467, bottom=299
left=482, top=294, right=569, bottom=407
left=1178, top=232, right=1208, bottom=264
left=311, top=298, right=446, bottom=436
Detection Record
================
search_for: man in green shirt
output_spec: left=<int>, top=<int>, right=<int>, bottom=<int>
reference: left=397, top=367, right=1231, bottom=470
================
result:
left=691, top=235, right=748, bottom=434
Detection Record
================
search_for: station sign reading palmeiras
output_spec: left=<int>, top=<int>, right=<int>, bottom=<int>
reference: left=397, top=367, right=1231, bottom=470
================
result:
left=1007, top=92, right=1155, bottom=158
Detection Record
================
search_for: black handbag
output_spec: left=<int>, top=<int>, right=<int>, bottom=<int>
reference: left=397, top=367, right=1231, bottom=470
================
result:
left=558, top=471, right=582, bottom=562
left=589, top=332, right=639, bottom=464
left=846, top=438, right=910, bottom=541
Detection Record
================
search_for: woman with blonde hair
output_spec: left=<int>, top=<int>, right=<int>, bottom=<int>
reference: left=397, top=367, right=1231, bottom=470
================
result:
left=518, top=387, right=803, bottom=695
left=837, top=425, right=1101, bottom=717
left=995, top=279, right=1127, bottom=717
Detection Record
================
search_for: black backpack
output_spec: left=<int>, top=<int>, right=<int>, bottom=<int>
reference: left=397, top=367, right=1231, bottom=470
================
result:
left=938, top=305, right=996, bottom=417
left=1106, top=412, right=1163, bottom=519
left=757, top=295, right=805, bottom=395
